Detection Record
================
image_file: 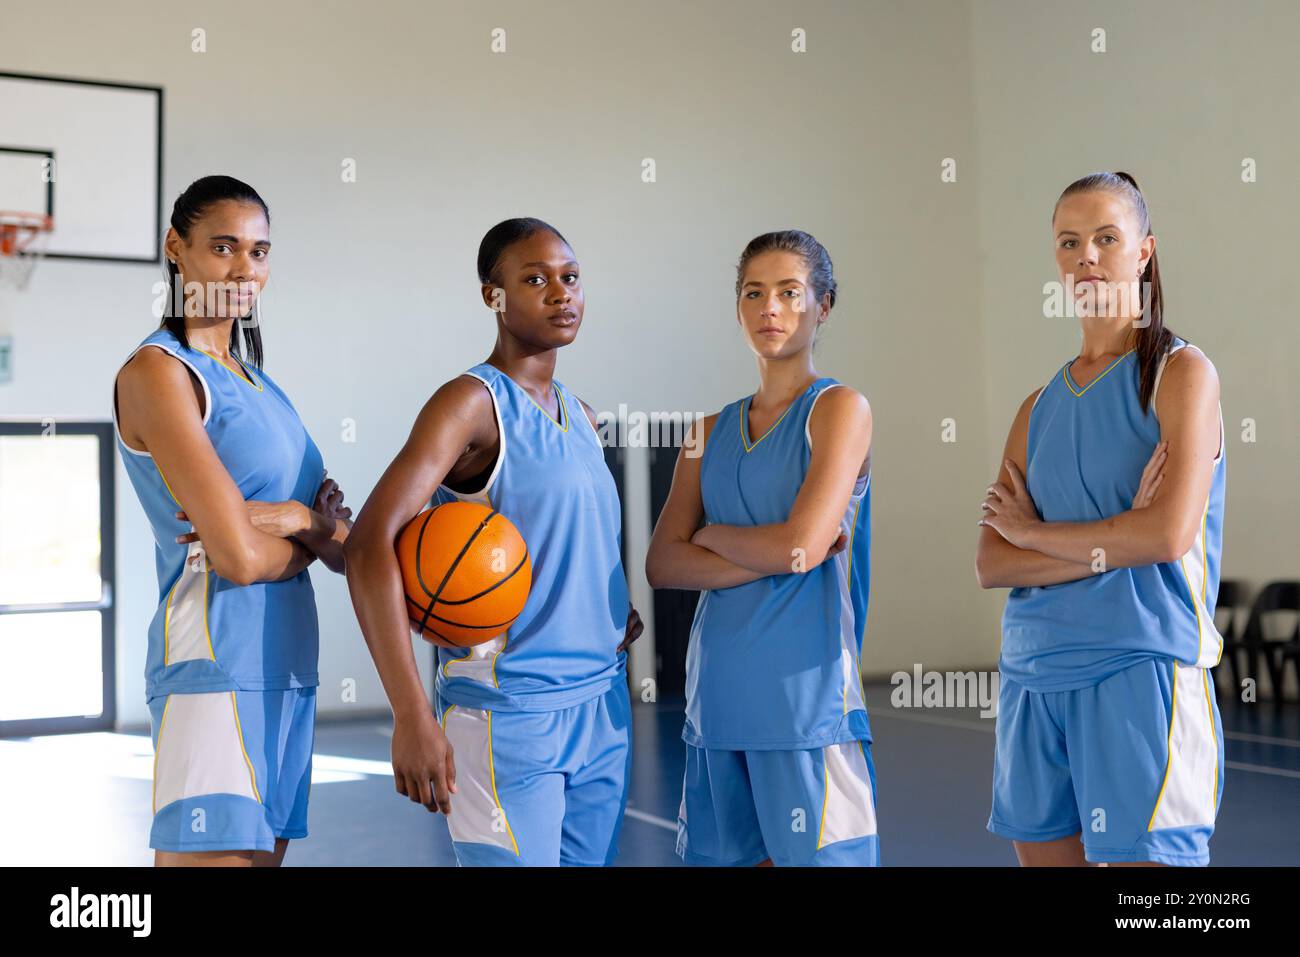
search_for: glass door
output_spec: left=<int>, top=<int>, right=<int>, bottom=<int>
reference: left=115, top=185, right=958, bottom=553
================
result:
left=0, top=421, right=115, bottom=735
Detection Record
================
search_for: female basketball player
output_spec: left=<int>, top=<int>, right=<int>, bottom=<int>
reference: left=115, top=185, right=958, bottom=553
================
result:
left=977, top=171, right=1226, bottom=867
left=645, top=230, right=878, bottom=867
left=114, top=175, right=351, bottom=867
left=344, top=218, right=644, bottom=867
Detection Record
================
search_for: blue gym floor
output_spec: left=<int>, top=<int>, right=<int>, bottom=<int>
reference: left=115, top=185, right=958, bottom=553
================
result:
left=2, top=681, right=1296, bottom=866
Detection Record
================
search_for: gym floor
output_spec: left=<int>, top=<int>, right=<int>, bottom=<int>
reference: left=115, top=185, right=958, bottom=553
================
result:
left=2, top=680, right=1296, bottom=867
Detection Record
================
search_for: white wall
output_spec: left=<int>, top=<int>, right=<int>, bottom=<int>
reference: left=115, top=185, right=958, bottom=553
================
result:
left=16, top=0, right=1290, bottom=728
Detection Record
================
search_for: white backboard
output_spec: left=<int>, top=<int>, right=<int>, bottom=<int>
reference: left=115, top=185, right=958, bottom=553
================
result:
left=0, top=72, right=162, bottom=263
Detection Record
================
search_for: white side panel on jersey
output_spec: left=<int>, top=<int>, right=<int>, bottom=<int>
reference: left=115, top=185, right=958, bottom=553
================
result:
left=153, top=691, right=259, bottom=813
left=818, top=740, right=877, bottom=847
left=441, top=705, right=519, bottom=856
left=1149, top=662, right=1219, bottom=831
left=441, top=634, right=506, bottom=687
left=164, top=544, right=213, bottom=664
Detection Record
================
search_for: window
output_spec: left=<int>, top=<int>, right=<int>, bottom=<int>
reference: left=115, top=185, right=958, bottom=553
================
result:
left=0, top=421, right=115, bottom=735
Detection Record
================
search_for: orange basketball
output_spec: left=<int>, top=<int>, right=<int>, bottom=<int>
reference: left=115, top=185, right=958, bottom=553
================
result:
left=395, top=501, right=532, bottom=647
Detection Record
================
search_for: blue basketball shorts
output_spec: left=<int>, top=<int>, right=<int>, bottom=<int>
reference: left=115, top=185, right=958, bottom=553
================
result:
left=435, top=679, right=632, bottom=866
left=988, top=657, right=1224, bottom=865
left=677, top=738, right=880, bottom=867
left=147, top=687, right=316, bottom=853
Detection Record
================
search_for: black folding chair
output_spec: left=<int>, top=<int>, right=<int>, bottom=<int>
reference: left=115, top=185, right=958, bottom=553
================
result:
left=1238, top=580, right=1300, bottom=702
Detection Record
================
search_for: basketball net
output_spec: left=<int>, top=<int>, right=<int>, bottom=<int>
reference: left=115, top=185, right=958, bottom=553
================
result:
left=0, top=212, right=54, bottom=290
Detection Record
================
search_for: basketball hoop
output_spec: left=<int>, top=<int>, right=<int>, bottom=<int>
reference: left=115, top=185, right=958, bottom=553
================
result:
left=0, top=211, right=54, bottom=290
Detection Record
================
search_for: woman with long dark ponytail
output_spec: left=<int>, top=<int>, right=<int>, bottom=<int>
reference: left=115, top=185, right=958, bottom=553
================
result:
left=976, top=172, right=1226, bottom=866
left=113, top=175, right=352, bottom=866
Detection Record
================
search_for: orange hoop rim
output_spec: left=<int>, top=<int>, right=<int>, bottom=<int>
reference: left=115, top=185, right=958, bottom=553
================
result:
left=0, top=211, right=53, bottom=257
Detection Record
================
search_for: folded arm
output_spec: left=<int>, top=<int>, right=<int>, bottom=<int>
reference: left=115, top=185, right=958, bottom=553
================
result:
left=645, top=413, right=770, bottom=591
left=689, top=386, right=871, bottom=576
left=978, top=348, right=1220, bottom=585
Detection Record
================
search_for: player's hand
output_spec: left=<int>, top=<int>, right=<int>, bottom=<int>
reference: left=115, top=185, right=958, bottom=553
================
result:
left=826, top=530, right=848, bottom=558
left=617, top=606, right=644, bottom=653
left=979, top=460, right=1042, bottom=548
left=1133, top=441, right=1168, bottom=509
left=314, top=472, right=353, bottom=522
left=391, top=707, right=457, bottom=815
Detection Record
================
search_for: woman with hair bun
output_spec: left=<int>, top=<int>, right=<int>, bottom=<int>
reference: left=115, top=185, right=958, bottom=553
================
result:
left=647, top=229, right=878, bottom=867
left=345, top=218, right=644, bottom=867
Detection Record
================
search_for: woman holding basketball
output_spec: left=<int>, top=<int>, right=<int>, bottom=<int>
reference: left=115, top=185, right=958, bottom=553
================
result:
left=344, top=218, right=643, bottom=867
left=976, top=171, right=1226, bottom=866
left=645, top=229, right=878, bottom=867
left=114, top=175, right=352, bottom=866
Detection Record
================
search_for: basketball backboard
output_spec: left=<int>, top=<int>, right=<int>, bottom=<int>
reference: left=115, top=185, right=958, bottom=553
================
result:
left=0, top=72, right=162, bottom=264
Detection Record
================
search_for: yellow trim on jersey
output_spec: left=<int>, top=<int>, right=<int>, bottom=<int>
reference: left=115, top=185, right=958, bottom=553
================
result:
left=161, top=561, right=216, bottom=665
left=1177, top=497, right=1213, bottom=665
left=1147, top=660, right=1177, bottom=831
left=740, top=394, right=797, bottom=452
left=229, top=691, right=263, bottom=804
left=1062, top=349, right=1136, bottom=397
left=155, top=461, right=182, bottom=509
left=1202, top=668, right=1219, bottom=809
left=199, top=348, right=264, bottom=392
left=162, top=578, right=177, bottom=665
left=151, top=695, right=173, bottom=814
left=816, top=747, right=831, bottom=850
left=845, top=497, right=863, bottom=584
left=486, top=710, right=520, bottom=855
left=520, top=382, right=567, bottom=431
left=202, top=565, right=216, bottom=658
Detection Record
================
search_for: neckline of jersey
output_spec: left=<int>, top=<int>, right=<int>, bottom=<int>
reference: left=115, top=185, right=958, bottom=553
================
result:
left=492, top=366, right=569, bottom=431
left=197, top=348, right=263, bottom=392
left=740, top=379, right=824, bottom=452
left=1063, top=349, right=1135, bottom=397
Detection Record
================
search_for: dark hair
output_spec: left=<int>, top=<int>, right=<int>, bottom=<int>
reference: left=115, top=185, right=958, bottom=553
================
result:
left=476, top=217, right=570, bottom=286
left=735, top=230, right=838, bottom=344
left=161, top=175, right=269, bottom=368
left=1054, top=171, right=1172, bottom=412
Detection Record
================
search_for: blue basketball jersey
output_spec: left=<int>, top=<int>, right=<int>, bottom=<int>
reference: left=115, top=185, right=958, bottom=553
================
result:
left=432, top=363, right=629, bottom=712
left=1000, top=337, right=1226, bottom=692
left=684, top=378, right=872, bottom=750
left=113, top=327, right=324, bottom=696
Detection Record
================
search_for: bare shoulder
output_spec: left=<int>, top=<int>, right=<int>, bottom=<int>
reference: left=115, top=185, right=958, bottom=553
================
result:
left=810, top=384, right=871, bottom=427
left=402, top=373, right=498, bottom=453
left=426, top=373, right=495, bottom=419
left=118, top=344, right=188, bottom=391
left=117, top=345, right=201, bottom=413
left=1162, top=343, right=1220, bottom=393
